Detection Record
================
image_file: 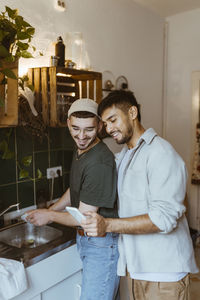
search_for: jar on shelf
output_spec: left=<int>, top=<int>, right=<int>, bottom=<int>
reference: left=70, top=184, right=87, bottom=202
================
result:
left=57, top=95, right=73, bottom=124
left=50, top=55, right=59, bottom=66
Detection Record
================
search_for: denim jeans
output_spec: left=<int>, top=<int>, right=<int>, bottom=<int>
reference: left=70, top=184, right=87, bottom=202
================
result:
left=76, top=232, right=120, bottom=300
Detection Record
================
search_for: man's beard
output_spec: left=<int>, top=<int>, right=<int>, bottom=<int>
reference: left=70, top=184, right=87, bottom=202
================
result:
left=115, top=125, right=133, bottom=145
left=76, top=135, right=97, bottom=150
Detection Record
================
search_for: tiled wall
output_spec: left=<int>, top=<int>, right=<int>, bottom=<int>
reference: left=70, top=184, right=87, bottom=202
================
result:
left=0, top=126, right=74, bottom=213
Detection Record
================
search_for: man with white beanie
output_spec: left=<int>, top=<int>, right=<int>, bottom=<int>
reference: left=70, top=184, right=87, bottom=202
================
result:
left=27, top=98, right=120, bottom=300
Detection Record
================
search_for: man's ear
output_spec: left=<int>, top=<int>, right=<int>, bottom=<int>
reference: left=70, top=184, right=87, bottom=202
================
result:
left=67, top=118, right=71, bottom=128
left=97, top=120, right=103, bottom=133
left=129, top=106, right=138, bottom=120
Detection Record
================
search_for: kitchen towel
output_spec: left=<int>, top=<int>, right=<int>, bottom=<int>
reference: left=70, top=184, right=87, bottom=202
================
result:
left=0, top=258, right=28, bottom=299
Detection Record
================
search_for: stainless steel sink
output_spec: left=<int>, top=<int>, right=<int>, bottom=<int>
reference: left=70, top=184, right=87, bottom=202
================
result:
left=0, top=222, right=63, bottom=248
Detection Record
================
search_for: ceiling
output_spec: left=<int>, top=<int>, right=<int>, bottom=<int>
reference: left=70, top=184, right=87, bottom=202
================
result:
left=134, top=0, right=200, bottom=17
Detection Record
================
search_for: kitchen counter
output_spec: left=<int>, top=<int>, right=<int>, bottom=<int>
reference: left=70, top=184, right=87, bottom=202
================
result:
left=0, top=222, right=83, bottom=299
left=0, top=222, right=77, bottom=267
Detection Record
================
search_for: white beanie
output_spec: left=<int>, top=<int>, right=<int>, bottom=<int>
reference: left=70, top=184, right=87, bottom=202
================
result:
left=68, top=98, right=98, bottom=118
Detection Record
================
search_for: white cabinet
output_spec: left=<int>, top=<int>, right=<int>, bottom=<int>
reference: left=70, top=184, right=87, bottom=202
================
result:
left=12, top=244, right=82, bottom=300
left=42, top=271, right=82, bottom=300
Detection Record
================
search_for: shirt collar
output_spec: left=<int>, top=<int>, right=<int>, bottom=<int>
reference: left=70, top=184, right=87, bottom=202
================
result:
left=115, top=128, right=157, bottom=163
left=136, top=128, right=157, bottom=146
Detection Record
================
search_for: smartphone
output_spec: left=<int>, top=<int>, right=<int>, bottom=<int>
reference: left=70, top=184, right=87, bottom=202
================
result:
left=65, top=207, right=86, bottom=224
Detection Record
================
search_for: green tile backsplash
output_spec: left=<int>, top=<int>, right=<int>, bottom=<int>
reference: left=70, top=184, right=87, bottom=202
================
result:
left=0, top=127, right=74, bottom=212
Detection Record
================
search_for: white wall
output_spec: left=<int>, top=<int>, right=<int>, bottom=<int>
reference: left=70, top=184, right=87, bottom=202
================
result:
left=166, top=8, right=200, bottom=228
left=0, top=0, right=164, bottom=134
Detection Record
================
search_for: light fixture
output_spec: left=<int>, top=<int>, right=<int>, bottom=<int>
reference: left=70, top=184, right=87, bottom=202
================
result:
left=115, top=75, right=129, bottom=90
left=102, top=71, right=115, bottom=91
left=56, top=73, right=72, bottom=77
left=54, top=0, right=66, bottom=12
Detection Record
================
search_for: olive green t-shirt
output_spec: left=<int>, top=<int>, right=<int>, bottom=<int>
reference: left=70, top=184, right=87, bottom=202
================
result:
left=70, top=141, right=118, bottom=218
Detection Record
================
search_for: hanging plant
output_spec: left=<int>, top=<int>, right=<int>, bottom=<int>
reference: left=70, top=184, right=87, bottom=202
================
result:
left=0, top=6, right=44, bottom=179
left=0, top=6, right=36, bottom=74
left=0, top=6, right=38, bottom=105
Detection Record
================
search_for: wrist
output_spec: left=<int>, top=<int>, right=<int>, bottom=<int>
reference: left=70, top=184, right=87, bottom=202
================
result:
left=48, top=206, right=54, bottom=211
left=105, top=218, right=112, bottom=233
left=48, top=203, right=60, bottom=211
left=49, top=210, right=56, bottom=222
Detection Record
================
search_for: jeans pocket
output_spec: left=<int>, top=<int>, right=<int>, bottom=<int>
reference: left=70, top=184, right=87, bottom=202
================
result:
left=87, top=236, right=114, bottom=248
left=88, top=234, right=117, bottom=248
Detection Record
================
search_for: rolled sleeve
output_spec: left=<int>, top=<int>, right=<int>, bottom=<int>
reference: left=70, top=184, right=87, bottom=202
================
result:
left=147, top=149, right=187, bottom=234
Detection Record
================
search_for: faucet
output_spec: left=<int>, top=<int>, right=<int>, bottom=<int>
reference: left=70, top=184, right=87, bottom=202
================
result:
left=0, top=203, right=20, bottom=217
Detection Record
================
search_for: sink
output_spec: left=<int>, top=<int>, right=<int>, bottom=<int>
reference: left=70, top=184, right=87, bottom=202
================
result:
left=0, top=222, right=63, bottom=248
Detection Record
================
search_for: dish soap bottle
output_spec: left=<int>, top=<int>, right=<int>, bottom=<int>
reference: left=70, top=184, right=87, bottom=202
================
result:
left=55, top=36, right=65, bottom=67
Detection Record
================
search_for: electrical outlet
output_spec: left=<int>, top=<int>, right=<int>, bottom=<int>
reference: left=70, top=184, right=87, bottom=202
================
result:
left=47, top=166, right=62, bottom=179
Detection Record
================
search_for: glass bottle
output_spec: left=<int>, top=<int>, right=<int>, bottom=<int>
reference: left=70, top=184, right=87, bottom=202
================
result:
left=55, top=36, right=65, bottom=67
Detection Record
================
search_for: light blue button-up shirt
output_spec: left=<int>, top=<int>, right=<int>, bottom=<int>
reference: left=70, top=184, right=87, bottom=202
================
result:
left=116, top=128, right=198, bottom=277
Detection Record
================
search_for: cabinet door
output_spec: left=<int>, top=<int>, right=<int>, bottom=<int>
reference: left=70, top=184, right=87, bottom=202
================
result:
left=41, top=270, right=82, bottom=300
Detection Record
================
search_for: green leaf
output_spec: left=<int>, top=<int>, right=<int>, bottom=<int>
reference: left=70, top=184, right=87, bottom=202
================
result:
left=21, top=155, right=32, bottom=166
left=5, top=6, right=18, bottom=19
left=16, top=41, right=29, bottom=50
left=2, top=149, right=15, bottom=160
left=17, top=31, right=30, bottom=40
left=1, top=68, right=17, bottom=79
left=0, top=45, right=9, bottom=58
left=22, top=20, right=32, bottom=28
left=0, top=139, right=14, bottom=160
left=19, top=169, right=29, bottom=179
left=21, top=50, right=33, bottom=58
left=4, top=54, right=15, bottom=63
left=26, top=27, right=35, bottom=36
left=39, top=52, right=43, bottom=56
left=32, top=45, right=36, bottom=51
left=15, top=16, right=24, bottom=27
left=37, top=168, right=42, bottom=179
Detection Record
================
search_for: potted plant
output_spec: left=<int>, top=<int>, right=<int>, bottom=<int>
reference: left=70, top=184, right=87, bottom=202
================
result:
left=0, top=6, right=35, bottom=68
left=0, top=6, right=36, bottom=105
left=0, top=6, right=44, bottom=179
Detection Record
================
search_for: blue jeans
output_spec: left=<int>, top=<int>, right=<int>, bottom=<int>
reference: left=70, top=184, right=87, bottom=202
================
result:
left=76, top=232, right=120, bottom=300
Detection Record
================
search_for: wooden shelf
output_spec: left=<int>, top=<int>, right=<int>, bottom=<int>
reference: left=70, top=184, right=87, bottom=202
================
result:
left=28, top=67, right=102, bottom=127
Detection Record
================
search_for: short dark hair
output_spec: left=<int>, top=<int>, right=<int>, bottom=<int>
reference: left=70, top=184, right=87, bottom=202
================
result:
left=70, top=111, right=97, bottom=119
left=98, top=90, right=141, bottom=122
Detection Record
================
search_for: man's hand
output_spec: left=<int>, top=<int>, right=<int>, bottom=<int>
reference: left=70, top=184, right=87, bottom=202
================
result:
left=81, top=211, right=107, bottom=236
left=26, top=209, right=52, bottom=226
